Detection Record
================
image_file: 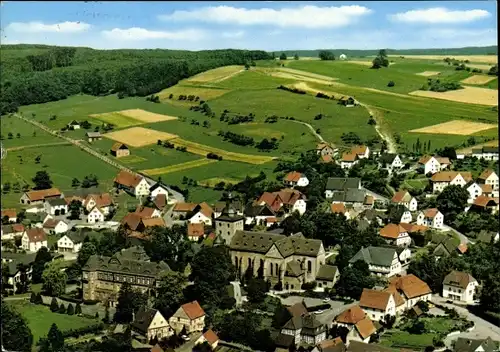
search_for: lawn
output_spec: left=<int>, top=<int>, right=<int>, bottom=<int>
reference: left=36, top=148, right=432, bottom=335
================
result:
left=8, top=300, right=99, bottom=345
left=1, top=145, right=118, bottom=207
left=379, top=330, right=435, bottom=350
left=1, top=116, right=60, bottom=148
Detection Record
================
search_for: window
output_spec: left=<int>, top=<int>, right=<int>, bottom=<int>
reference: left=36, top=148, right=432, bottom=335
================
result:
left=307, top=261, right=312, bottom=273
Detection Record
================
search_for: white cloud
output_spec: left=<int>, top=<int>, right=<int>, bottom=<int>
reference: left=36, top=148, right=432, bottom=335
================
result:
left=389, top=7, right=490, bottom=24
left=159, top=5, right=372, bottom=28
left=6, top=21, right=91, bottom=33
left=221, top=30, right=245, bottom=39
left=101, top=27, right=206, bottom=41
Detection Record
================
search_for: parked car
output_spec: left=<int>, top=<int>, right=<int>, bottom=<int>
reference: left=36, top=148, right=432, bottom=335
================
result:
left=323, top=298, right=331, bottom=303
left=314, top=310, right=324, bottom=314
left=181, top=335, right=190, bottom=341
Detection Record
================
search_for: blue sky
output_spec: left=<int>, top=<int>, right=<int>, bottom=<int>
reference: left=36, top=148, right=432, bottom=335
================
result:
left=0, top=1, right=497, bottom=50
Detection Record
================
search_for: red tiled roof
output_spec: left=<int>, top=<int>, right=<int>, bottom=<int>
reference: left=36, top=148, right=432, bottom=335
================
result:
left=153, top=194, right=167, bottom=210
left=320, top=155, right=333, bottom=163
left=360, top=289, right=392, bottom=311
left=431, top=171, right=472, bottom=183
left=257, top=192, right=283, bottom=212
left=384, top=286, right=406, bottom=307
left=135, top=206, right=158, bottom=218
left=418, top=155, right=433, bottom=164
left=150, top=344, right=163, bottom=352
left=173, top=202, right=198, bottom=212
left=1, top=209, right=17, bottom=219
left=121, top=213, right=143, bottom=231
left=142, top=217, right=165, bottom=228
left=114, top=170, right=144, bottom=188
left=435, top=157, right=450, bottom=165
left=391, top=190, right=411, bottom=204
left=422, top=208, right=440, bottom=218
left=86, top=193, right=113, bottom=208
left=188, top=223, right=205, bottom=237
left=25, top=228, right=47, bottom=243
left=341, top=152, right=357, bottom=162
left=480, top=184, right=493, bottom=193
left=400, top=223, right=428, bottom=234
left=25, top=188, right=62, bottom=202
left=473, top=195, right=499, bottom=208
left=43, top=219, right=59, bottom=229
left=197, top=202, right=213, bottom=218
left=111, top=142, right=128, bottom=152
left=380, top=224, right=407, bottom=239
left=364, top=195, right=374, bottom=205
left=355, top=318, right=376, bottom=339
left=335, top=305, right=366, bottom=324
left=181, top=301, right=205, bottom=320
left=12, top=224, right=25, bottom=233
left=331, top=203, right=346, bottom=214
left=457, top=243, right=468, bottom=254
left=276, top=189, right=304, bottom=206
left=388, top=274, right=432, bottom=299
left=203, top=329, right=219, bottom=344
left=351, top=145, right=368, bottom=156
left=285, top=171, right=302, bottom=182
left=478, top=169, right=496, bottom=181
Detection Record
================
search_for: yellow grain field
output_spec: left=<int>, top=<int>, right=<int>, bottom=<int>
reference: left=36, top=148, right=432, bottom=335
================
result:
left=186, top=65, right=244, bottom=83
left=199, top=177, right=241, bottom=187
left=104, top=127, right=178, bottom=147
left=389, top=55, right=497, bottom=64
left=141, top=159, right=217, bottom=176
left=118, top=109, right=178, bottom=123
left=461, top=75, right=497, bottom=85
left=171, top=138, right=276, bottom=164
left=416, top=71, right=441, bottom=77
left=467, top=64, right=496, bottom=71
left=347, top=60, right=373, bottom=67
left=409, top=120, right=497, bottom=135
left=408, top=86, right=498, bottom=106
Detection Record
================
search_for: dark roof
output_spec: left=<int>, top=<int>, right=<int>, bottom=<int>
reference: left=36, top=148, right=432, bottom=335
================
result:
left=285, top=261, right=303, bottom=277
left=229, top=230, right=323, bottom=257
left=47, top=198, right=68, bottom=206
left=1, top=252, right=37, bottom=265
left=66, top=231, right=86, bottom=244
left=118, top=246, right=151, bottom=262
left=379, top=153, right=398, bottom=164
left=149, top=182, right=169, bottom=193
left=433, top=237, right=460, bottom=256
left=326, top=178, right=361, bottom=191
left=131, top=308, right=158, bottom=334
left=86, top=132, right=101, bottom=137
left=82, top=254, right=170, bottom=277
left=454, top=337, right=498, bottom=352
left=476, top=231, right=498, bottom=243
left=286, top=302, right=308, bottom=318
left=301, top=314, right=326, bottom=335
left=349, top=246, right=397, bottom=267
left=243, top=203, right=274, bottom=218
left=331, top=189, right=366, bottom=203
left=274, top=333, right=295, bottom=348
left=482, top=146, right=498, bottom=154
left=214, top=200, right=243, bottom=213
left=361, top=209, right=387, bottom=221
left=443, top=271, right=477, bottom=289
left=316, top=265, right=339, bottom=281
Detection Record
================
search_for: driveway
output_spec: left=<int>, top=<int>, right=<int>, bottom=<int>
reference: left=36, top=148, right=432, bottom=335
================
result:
left=361, top=187, right=390, bottom=203
left=432, top=295, right=500, bottom=346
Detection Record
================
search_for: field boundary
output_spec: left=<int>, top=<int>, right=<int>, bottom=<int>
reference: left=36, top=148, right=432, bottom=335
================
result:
left=140, top=158, right=217, bottom=176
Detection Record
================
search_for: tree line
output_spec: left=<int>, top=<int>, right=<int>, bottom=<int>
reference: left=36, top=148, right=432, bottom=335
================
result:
left=0, top=47, right=271, bottom=115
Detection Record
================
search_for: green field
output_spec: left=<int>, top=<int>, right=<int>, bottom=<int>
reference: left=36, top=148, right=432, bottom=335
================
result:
left=8, top=301, right=99, bottom=345
left=1, top=116, right=61, bottom=148
left=89, top=112, right=142, bottom=128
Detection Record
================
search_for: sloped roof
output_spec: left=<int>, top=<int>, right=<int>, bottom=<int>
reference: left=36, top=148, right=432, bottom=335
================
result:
left=173, top=202, right=198, bottom=212
left=342, top=152, right=357, bottom=162
left=86, top=132, right=101, bottom=137
left=479, top=184, right=493, bottom=193
left=285, top=261, right=303, bottom=277
left=360, top=289, right=392, bottom=311
left=443, top=271, right=477, bottom=289
left=111, top=142, right=128, bottom=152
left=349, top=246, right=397, bottom=267
left=399, top=223, right=428, bottom=234
left=153, top=194, right=167, bottom=210
left=320, top=154, right=333, bottom=163
left=203, top=329, right=219, bottom=344
left=355, top=318, right=376, bottom=339
left=435, top=157, right=450, bottom=165
left=114, top=170, right=144, bottom=188
left=25, top=228, right=47, bottom=243
left=421, top=208, right=440, bottom=218
left=335, top=305, right=366, bottom=324
left=121, top=213, right=143, bottom=231
left=131, top=308, right=159, bottom=334
left=388, top=274, right=432, bottom=299
left=2, top=223, right=25, bottom=234
left=431, top=171, right=472, bottom=183
left=380, top=224, right=407, bottom=239
left=418, top=155, right=434, bottom=164
left=454, top=337, right=498, bottom=352
left=135, top=206, right=158, bottom=218
left=326, top=178, right=360, bottom=191
left=316, top=264, right=338, bottom=281
left=274, top=333, right=295, bottom=348
left=86, top=193, right=113, bottom=208
left=391, top=190, right=412, bottom=204
left=25, top=188, right=62, bottom=202
left=82, top=254, right=170, bottom=277
left=143, top=217, right=165, bottom=228
left=473, top=195, right=499, bottom=208
left=317, top=143, right=333, bottom=150
left=1, top=209, right=17, bottom=219
left=286, top=302, right=308, bottom=318
left=285, top=171, right=303, bottom=182
left=351, top=145, right=368, bottom=156
left=478, top=169, right=497, bottom=181
left=331, top=203, right=346, bottom=214
left=476, top=231, right=498, bottom=244
left=196, top=202, right=213, bottom=218
left=379, top=153, right=398, bottom=164
left=384, top=285, right=405, bottom=307
left=180, top=301, right=205, bottom=320
left=188, top=223, right=205, bottom=237
left=277, top=189, right=306, bottom=206
left=347, top=341, right=394, bottom=352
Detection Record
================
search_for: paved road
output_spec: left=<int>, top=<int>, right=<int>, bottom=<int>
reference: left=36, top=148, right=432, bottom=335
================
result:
left=432, top=295, right=500, bottom=346
left=362, top=187, right=390, bottom=203
left=442, top=224, right=472, bottom=245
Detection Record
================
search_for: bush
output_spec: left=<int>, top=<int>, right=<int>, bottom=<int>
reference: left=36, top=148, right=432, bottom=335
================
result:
left=301, top=281, right=317, bottom=290
left=273, top=281, right=283, bottom=291
left=61, top=323, right=104, bottom=338
left=387, top=81, right=395, bottom=87
left=67, top=304, right=75, bottom=315
left=207, top=152, right=222, bottom=160
left=50, top=297, right=59, bottom=312
left=277, top=85, right=306, bottom=94
left=58, top=303, right=66, bottom=314
left=82, top=299, right=100, bottom=305
left=316, top=92, right=332, bottom=99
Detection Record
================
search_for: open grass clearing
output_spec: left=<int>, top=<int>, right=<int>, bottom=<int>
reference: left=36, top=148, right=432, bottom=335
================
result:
left=141, top=158, right=217, bottom=176
left=186, top=65, right=244, bottom=83
left=416, top=71, right=441, bottom=77
left=199, top=177, right=241, bottom=187
left=389, top=55, right=497, bottom=64
left=212, top=69, right=295, bottom=90
left=118, top=155, right=148, bottom=164
left=1, top=116, right=60, bottom=148
left=346, top=60, right=373, bottom=67
left=118, top=109, right=178, bottom=123
left=157, top=85, right=230, bottom=102
left=409, top=86, right=498, bottom=106
left=104, top=127, right=178, bottom=147
left=8, top=300, right=99, bottom=345
left=171, top=138, right=276, bottom=164
left=461, top=75, right=497, bottom=85
left=89, top=111, right=142, bottom=128
left=291, top=82, right=342, bottom=98
left=409, top=120, right=497, bottom=135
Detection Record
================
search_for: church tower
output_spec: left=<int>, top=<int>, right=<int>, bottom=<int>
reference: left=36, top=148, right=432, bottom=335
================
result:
left=215, top=193, right=245, bottom=245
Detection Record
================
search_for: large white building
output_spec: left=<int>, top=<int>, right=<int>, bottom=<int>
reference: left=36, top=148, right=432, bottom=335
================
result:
left=442, top=271, right=479, bottom=303
left=416, top=208, right=444, bottom=229
left=359, top=289, right=396, bottom=321
left=349, top=246, right=403, bottom=278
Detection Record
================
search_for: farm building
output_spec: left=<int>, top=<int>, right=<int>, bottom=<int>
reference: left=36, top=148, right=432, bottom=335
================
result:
left=110, top=143, right=130, bottom=158
left=86, top=132, right=102, bottom=143
left=339, top=54, right=347, bottom=60
left=338, top=96, right=358, bottom=107
left=67, top=120, right=80, bottom=130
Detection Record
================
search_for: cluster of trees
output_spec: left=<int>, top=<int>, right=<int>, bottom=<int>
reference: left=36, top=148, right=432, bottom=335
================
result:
left=177, top=94, right=200, bottom=102
left=1, top=47, right=271, bottom=115
left=277, top=85, right=306, bottom=95
left=49, top=297, right=80, bottom=316
left=226, top=113, right=255, bottom=125
left=207, top=152, right=223, bottom=160
left=145, top=94, right=160, bottom=103
left=341, top=131, right=362, bottom=145
left=421, top=78, right=462, bottom=92
left=256, top=138, right=279, bottom=151
left=488, top=64, right=498, bottom=76
left=264, top=115, right=278, bottom=123
left=316, top=92, right=334, bottom=100
left=318, top=50, right=335, bottom=61
left=218, top=130, right=254, bottom=146
left=412, top=138, right=432, bottom=154
left=372, top=49, right=389, bottom=69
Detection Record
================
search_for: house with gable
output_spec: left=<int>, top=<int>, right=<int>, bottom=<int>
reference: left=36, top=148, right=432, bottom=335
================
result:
left=335, top=305, right=377, bottom=344
left=149, top=182, right=170, bottom=203
left=83, top=193, right=114, bottom=215
left=477, top=169, right=499, bottom=192
left=379, top=224, right=411, bottom=247
left=213, top=199, right=243, bottom=218
left=1, top=223, right=25, bottom=240
left=43, top=218, right=69, bottom=235
left=1, top=209, right=17, bottom=223
left=471, top=146, right=499, bottom=161
left=169, top=301, right=205, bottom=334
left=330, top=203, right=351, bottom=219
left=340, top=152, right=359, bottom=170
left=21, top=228, right=47, bottom=252
left=466, top=181, right=483, bottom=204
left=172, top=202, right=198, bottom=220
left=57, top=231, right=86, bottom=253
left=114, top=170, right=150, bottom=198
left=416, top=208, right=444, bottom=228
left=315, top=265, right=339, bottom=291
left=453, top=337, right=499, bottom=352
left=189, top=202, right=214, bottom=225
left=359, top=289, right=396, bottom=320
left=433, top=237, right=463, bottom=258
left=281, top=313, right=327, bottom=346
left=195, top=330, right=219, bottom=350
left=316, top=143, right=336, bottom=157
left=44, top=198, right=68, bottom=215
left=470, top=196, right=499, bottom=214
left=135, top=206, right=161, bottom=219
left=131, top=308, right=173, bottom=341
left=442, top=271, right=479, bottom=303
left=244, top=203, right=276, bottom=226
left=351, top=145, right=370, bottom=159
left=349, top=246, right=403, bottom=278
left=110, top=143, right=130, bottom=158
left=284, top=171, right=310, bottom=188
left=87, top=207, right=106, bottom=224
left=325, top=178, right=361, bottom=199
left=387, top=274, right=432, bottom=310
left=379, top=154, right=403, bottom=171
left=187, top=223, right=205, bottom=241
left=418, top=156, right=441, bottom=175
left=391, top=190, right=417, bottom=211
left=431, top=171, right=472, bottom=193
left=67, top=120, right=80, bottom=130
left=20, top=188, right=63, bottom=205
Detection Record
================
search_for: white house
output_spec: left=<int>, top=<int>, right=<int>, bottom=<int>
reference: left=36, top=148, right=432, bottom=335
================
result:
left=379, top=224, right=411, bottom=247
left=442, top=271, right=479, bottom=303
left=132, top=308, right=174, bottom=341
left=472, top=146, right=498, bottom=161
left=349, top=246, right=403, bottom=278
left=399, top=209, right=413, bottom=224
left=43, top=219, right=69, bottom=235
left=359, top=289, right=396, bottom=320
left=380, top=154, right=403, bottom=171
left=466, top=182, right=483, bottom=204
left=431, top=171, right=472, bottom=193
left=335, top=306, right=376, bottom=344
left=281, top=314, right=327, bottom=346
left=57, top=232, right=85, bottom=253
left=1, top=209, right=17, bottom=223
left=44, top=198, right=68, bottom=215
left=113, top=170, right=150, bottom=198
left=135, top=206, right=162, bottom=219
left=189, top=203, right=213, bottom=226
left=387, top=274, right=433, bottom=310
left=352, top=145, right=370, bottom=159
left=340, top=152, right=359, bottom=170
left=417, top=208, right=444, bottom=229
left=325, top=178, right=361, bottom=199
left=477, top=169, right=499, bottom=191
left=21, top=228, right=47, bottom=252
left=1, top=224, right=25, bottom=240
left=391, top=190, right=418, bottom=212
left=418, top=156, right=441, bottom=175
left=149, top=182, right=170, bottom=201
left=195, top=330, right=219, bottom=350
left=87, top=207, right=105, bottom=224
left=284, top=172, right=310, bottom=188
left=83, top=193, right=114, bottom=215
left=67, top=120, right=80, bottom=130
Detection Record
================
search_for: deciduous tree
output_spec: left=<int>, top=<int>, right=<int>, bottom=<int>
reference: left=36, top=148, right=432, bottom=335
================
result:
left=1, top=301, right=33, bottom=352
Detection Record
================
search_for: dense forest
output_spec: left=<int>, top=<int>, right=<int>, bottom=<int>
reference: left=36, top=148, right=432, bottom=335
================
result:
left=280, top=45, right=498, bottom=58
left=0, top=45, right=271, bottom=115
